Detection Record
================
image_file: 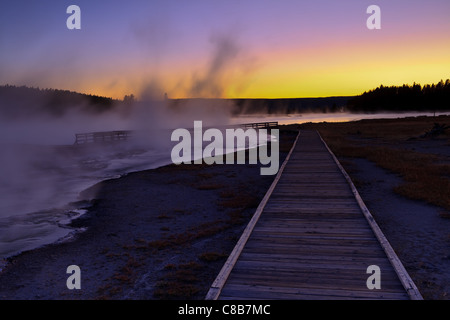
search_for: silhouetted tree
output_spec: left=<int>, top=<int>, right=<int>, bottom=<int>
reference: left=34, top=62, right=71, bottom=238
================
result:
left=123, top=94, right=135, bottom=106
left=347, top=79, right=450, bottom=112
left=0, top=85, right=118, bottom=118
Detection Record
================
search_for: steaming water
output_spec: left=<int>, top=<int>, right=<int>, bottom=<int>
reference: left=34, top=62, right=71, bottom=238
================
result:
left=1, top=110, right=448, bottom=260
left=0, top=139, right=175, bottom=259
left=0, top=124, right=268, bottom=259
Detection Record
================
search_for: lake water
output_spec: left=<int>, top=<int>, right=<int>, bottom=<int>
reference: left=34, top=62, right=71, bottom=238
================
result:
left=1, top=111, right=449, bottom=260
left=230, top=111, right=450, bottom=126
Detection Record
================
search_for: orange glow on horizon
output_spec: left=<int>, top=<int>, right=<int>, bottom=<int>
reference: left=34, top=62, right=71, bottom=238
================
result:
left=77, top=31, right=450, bottom=101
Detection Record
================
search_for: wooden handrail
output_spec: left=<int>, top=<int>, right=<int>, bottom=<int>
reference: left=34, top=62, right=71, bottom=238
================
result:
left=74, top=130, right=133, bottom=144
left=240, top=121, right=278, bottom=129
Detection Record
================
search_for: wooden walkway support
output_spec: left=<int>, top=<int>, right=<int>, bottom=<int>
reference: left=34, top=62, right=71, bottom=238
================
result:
left=206, top=130, right=422, bottom=300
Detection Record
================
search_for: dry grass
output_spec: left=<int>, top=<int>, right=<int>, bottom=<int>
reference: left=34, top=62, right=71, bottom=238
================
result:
left=96, top=254, right=142, bottom=299
left=173, top=208, right=191, bottom=215
left=438, top=211, right=450, bottom=219
left=141, top=219, right=230, bottom=252
left=314, top=115, right=450, bottom=142
left=217, top=184, right=261, bottom=210
left=199, top=252, right=228, bottom=262
left=197, top=173, right=214, bottom=179
left=218, top=194, right=260, bottom=209
left=147, top=183, right=266, bottom=299
left=196, top=183, right=225, bottom=190
left=153, top=261, right=203, bottom=299
left=157, top=213, right=171, bottom=220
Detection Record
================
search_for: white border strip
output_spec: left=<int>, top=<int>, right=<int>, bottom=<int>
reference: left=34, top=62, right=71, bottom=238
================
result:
left=205, top=130, right=301, bottom=300
left=317, top=130, right=423, bottom=300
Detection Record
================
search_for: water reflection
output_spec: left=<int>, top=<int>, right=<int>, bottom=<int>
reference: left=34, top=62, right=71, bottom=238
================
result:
left=231, top=111, right=450, bottom=126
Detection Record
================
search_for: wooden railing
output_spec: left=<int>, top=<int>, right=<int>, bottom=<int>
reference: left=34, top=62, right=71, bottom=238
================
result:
left=240, top=121, right=278, bottom=129
left=73, top=122, right=278, bottom=145
left=74, top=130, right=133, bottom=145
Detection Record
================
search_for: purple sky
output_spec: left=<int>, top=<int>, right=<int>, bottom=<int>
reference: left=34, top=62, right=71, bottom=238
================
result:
left=1, top=0, right=449, bottom=99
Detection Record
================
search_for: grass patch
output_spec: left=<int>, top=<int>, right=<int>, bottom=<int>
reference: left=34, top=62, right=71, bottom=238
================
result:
left=157, top=213, right=171, bottom=219
left=144, top=220, right=230, bottom=251
left=197, top=173, right=214, bottom=179
left=217, top=185, right=260, bottom=209
left=96, top=254, right=142, bottom=299
left=173, top=208, right=192, bottom=215
left=218, top=195, right=260, bottom=209
left=438, top=211, right=450, bottom=219
left=199, top=252, right=228, bottom=262
left=153, top=261, right=203, bottom=299
left=196, top=183, right=225, bottom=190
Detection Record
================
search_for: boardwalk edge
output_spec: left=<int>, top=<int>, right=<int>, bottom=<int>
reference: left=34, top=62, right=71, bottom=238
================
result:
left=204, top=130, right=301, bottom=300
left=317, top=130, right=423, bottom=300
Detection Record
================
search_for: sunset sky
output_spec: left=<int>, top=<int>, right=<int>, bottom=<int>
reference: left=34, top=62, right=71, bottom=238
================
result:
left=1, top=0, right=450, bottom=99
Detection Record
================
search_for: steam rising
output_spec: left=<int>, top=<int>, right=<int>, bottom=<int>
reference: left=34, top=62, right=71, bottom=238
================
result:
left=190, top=34, right=240, bottom=98
left=0, top=94, right=230, bottom=257
left=0, top=29, right=254, bottom=258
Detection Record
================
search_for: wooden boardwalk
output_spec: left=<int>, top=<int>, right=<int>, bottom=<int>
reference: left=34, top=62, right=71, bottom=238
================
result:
left=206, top=130, right=422, bottom=300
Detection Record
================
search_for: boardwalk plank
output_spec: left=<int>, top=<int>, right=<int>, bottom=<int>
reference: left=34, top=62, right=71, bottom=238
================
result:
left=219, top=284, right=410, bottom=300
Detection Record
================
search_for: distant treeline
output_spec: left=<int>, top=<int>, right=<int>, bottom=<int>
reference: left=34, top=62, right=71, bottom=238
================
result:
left=0, top=85, right=119, bottom=118
left=347, top=79, right=450, bottom=112
left=230, top=97, right=352, bottom=114
left=1, top=85, right=354, bottom=118
left=168, top=96, right=353, bottom=115
left=8, top=80, right=450, bottom=117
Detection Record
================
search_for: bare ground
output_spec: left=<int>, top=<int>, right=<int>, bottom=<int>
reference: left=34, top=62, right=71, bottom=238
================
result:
left=340, top=157, right=450, bottom=299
